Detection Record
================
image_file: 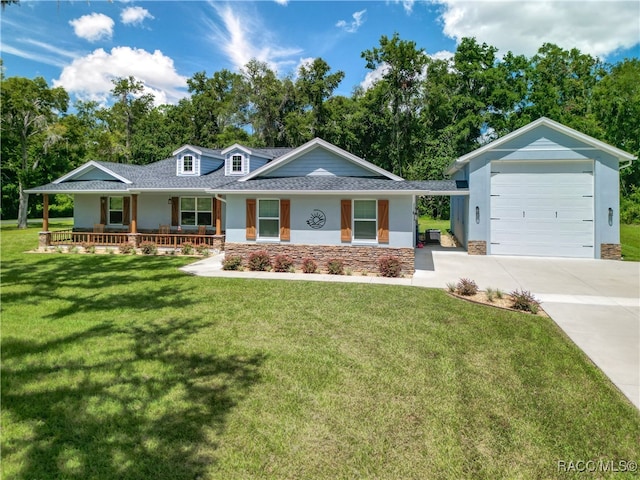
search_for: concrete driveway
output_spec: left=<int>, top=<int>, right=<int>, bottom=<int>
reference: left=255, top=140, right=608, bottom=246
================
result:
left=182, top=247, right=640, bottom=409
left=413, top=247, right=640, bottom=409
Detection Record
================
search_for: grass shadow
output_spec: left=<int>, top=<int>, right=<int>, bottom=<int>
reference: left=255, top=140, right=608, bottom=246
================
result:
left=2, top=319, right=265, bottom=479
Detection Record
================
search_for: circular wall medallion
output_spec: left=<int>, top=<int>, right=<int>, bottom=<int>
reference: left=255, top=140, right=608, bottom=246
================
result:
left=306, top=209, right=326, bottom=229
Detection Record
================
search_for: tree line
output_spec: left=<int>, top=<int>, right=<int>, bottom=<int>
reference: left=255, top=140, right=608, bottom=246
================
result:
left=2, top=34, right=639, bottom=227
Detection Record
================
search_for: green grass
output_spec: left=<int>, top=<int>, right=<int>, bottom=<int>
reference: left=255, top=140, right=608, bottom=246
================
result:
left=418, top=215, right=450, bottom=234
left=621, top=223, right=640, bottom=261
left=2, top=223, right=639, bottom=479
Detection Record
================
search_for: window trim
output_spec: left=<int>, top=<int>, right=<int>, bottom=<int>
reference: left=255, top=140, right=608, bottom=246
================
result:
left=231, top=154, right=243, bottom=173
left=179, top=196, right=213, bottom=227
left=257, top=198, right=280, bottom=240
left=182, top=155, right=194, bottom=173
left=352, top=199, right=378, bottom=243
left=108, top=196, right=124, bottom=225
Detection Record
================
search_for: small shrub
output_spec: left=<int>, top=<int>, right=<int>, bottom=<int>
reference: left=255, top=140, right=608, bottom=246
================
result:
left=486, top=287, right=495, bottom=302
left=82, top=242, right=96, bottom=254
left=68, top=245, right=79, bottom=254
left=446, top=282, right=456, bottom=293
left=273, top=254, right=294, bottom=273
left=119, top=243, right=135, bottom=255
left=345, top=268, right=353, bottom=276
left=181, top=242, right=194, bottom=255
left=140, top=241, right=158, bottom=255
left=326, top=258, right=344, bottom=275
left=510, top=289, right=541, bottom=313
left=248, top=251, right=271, bottom=271
left=54, top=246, right=64, bottom=253
left=106, top=248, right=115, bottom=255
left=196, top=244, right=210, bottom=257
left=378, top=256, right=402, bottom=278
left=495, top=289, right=504, bottom=299
left=456, top=278, right=478, bottom=296
left=222, top=255, right=243, bottom=271
left=301, top=258, right=317, bottom=274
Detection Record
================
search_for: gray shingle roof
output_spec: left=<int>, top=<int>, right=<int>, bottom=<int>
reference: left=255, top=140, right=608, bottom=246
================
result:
left=26, top=144, right=465, bottom=195
left=218, top=176, right=464, bottom=193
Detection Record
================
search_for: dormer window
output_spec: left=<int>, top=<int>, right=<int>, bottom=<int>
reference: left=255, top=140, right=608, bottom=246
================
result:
left=183, top=155, right=194, bottom=173
left=232, top=155, right=243, bottom=173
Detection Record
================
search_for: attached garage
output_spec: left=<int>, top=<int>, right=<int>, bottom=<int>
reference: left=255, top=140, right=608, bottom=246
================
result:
left=490, top=160, right=594, bottom=258
left=447, top=117, right=636, bottom=260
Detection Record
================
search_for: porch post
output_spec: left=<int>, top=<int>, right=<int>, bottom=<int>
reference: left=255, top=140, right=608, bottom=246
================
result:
left=130, top=194, right=138, bottom=234
left=215, top=198, right=222, bottom=236
left=42, top=193, right=49, bottom=231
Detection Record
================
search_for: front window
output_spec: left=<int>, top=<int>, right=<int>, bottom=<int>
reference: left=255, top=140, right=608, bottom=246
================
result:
left=258, top=199, right=279, bottom=238
left=183, top=155, right=193, bottom=173
left=353, top=200, right=377, bottom=241
left=180, top=197, right=212, bottom=226
left=109, top=196, right=123, bottom=225
left=232, top=155, right=243, bottom=173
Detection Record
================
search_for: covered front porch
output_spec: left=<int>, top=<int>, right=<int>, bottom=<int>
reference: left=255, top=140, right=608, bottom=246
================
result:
left=37, top=193, right=225, bottom=251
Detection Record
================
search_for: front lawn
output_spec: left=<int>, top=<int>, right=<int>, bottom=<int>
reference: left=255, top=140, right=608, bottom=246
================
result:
left=2, top=224, right=638, bottom=479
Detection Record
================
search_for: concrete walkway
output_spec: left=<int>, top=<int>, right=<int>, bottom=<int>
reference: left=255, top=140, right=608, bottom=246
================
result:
left=181, top=248, right=640, bottom=409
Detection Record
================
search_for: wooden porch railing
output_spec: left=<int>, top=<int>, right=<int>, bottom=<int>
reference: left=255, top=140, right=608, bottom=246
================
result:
left=49, top=229, right=223, bottom=248
left=51, top=230, right=130, bottom=246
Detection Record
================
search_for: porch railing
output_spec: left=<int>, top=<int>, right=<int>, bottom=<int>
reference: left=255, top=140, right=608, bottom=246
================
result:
left=49, top=229, right=223, bottom=248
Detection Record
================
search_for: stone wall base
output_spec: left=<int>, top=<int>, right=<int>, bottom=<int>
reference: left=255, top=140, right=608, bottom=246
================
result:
left=467, top=240, right=487, bottom=255
left=600, top=243, right=621, bottom=260
left=38, top=231, right=51, bottom=249
left=225, top=243, right=415, bottom=275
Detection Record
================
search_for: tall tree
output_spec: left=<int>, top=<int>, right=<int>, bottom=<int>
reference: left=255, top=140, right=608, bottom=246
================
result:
left=295, top=58, right=345, bottom=139
left=361, top=33, right=428, bottom=175
left=1, top=76, right=68, bottom=228
left=110, top=76, right=155, bottom=163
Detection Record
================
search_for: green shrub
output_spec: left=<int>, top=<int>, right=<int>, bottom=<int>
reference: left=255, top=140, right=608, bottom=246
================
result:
left=301, top=258, right=317, bottom=274
left=446, top=282, right=456, bottom=293
left=378, top=256, right=402, bottom=277
left=486, top=287, right=495, bottom=302
left=119, top=243, right=135, bottom=255
left=456, top=278, right=478, bottom=296
left=140, top=241, right=158, bottom=255
left=180, top=242, right=195, bottom=255
left=495, top=289, right=504, bottom=299
left=222, top=255, right=243, bottom=271
left=81, top=242, right=96, bottom=254
left=273, top=254, right=294, bottom=273
left=510, top=289, right=540, bottom=313
left=326, top=258, right=344, bottom=275
left=68, top=245, right=79, bottom=254
left=196, top=244, right=210, bottom=257
left=248, top=251, right=271, bottom=271
left=621, top=186, right=640, bottom=224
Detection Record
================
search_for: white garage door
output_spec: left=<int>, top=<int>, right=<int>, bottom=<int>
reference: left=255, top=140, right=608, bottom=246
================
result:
left=490, top=160, right=594, bottom=258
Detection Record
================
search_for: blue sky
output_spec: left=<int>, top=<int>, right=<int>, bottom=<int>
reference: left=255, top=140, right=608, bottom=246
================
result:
left=2, top=0, right=639, bottom=106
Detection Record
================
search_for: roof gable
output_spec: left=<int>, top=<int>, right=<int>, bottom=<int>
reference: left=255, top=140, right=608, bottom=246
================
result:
left=240, top=138, right=403, bottom=182
left=53, top=161, right=133, bottom=185
left=447, top=117, right=636, bottom=175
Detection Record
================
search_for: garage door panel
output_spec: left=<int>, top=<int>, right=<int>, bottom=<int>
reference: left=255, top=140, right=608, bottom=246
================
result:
left=490, top=160, right=594, bottom=258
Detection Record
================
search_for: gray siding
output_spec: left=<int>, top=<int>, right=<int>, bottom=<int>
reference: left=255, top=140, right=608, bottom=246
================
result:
left=74, top=168, right=120, bottom=182
left=262, top=149, right=378, bottom=177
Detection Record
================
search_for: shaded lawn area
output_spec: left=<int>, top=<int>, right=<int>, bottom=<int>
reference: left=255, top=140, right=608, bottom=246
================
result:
left=2, top=224, right=639, bottom=480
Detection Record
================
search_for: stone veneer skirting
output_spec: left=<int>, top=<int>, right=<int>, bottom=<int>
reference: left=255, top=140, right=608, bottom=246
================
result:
left=225, top=243, right=415, bottom=275
left=600, top=243, right=621, bottom=260
left=467, top=240, right=487, bottom=255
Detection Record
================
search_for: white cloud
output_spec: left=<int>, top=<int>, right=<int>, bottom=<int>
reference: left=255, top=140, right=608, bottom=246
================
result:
left=388, top=0, right=416, bottom=14
left=336, top=9, right=367, bottom=33
left=429, top=50, right=454, bottom=61
left=120, top=6, right=154, bottom=26
left=274, top=0, right=289, bottom=5
left=295, top=57, right=316, bottom=77
left=69, top=13, right=114, bottom=43
left=53, top=46, right=188, bottom=106
left=360, top=63, right=390, bottom=90
left=207, top=3, right=302, bottom=72
left=430, top=0, right=640, bottom=59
